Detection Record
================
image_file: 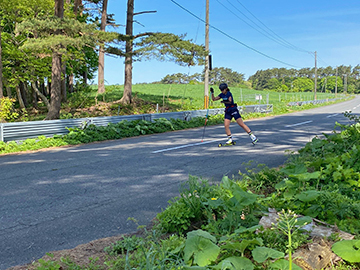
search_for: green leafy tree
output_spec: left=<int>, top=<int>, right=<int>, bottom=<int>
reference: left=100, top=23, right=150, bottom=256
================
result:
left=266, top=78, right=282, bottom=91
left=292, top=77, right=314, bottom=92
left=297, top=67, right=313, bottom=78
left=16, top=0, right=119, bottom=119
left=249, top=69, right=273, bottom=90
left=120, top=31, right=206, bottom=104
left=208, top=67, right=245, bottom=85
left=0, top=0, right=54, bottom=107
left=160, top=73, right=191, bottom=84
left=319, top=76, right=343, bottom=93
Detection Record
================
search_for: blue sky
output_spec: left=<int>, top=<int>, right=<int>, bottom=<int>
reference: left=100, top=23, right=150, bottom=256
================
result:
left=97, top=0, right=360, bottom=85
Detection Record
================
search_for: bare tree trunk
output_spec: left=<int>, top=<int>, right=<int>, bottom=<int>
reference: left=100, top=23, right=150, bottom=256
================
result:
left=46, top=0, right=64, bottom=120
left=4, top=78, right=12, bottom=97
left=73, top=0, right=83, bottom=16
left=0, top=26, right=3, bottom=98
left=46, top=81, right=50, bottom=96
left=47, top=52, right=62, bottom=119
left=31, top=81, right=50, bottom=111
left=61, top=59, right=67, bottom=102
left=68, top=73, right=74, bottom=93
left=98, top=0, right=108, bottom=94
left=15, top=84, right=25, bottom=109
left=6, top=86, right=12, bottom=97
left=120, top=0, right=134, bottom=104
left=83, top=69, right=88, bottom=86
left=20, top=82, right=28, bottom=107
left=31, top=82, right=38, bottom=109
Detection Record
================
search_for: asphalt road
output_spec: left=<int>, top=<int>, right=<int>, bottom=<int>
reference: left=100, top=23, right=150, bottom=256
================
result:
left=1, top=96, right=360, bottom=269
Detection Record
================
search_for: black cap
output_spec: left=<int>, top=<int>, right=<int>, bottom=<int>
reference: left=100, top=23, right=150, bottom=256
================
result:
left=219, top=83, right=228, bottom=90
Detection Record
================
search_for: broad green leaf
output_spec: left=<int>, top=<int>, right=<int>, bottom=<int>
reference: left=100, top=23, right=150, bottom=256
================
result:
left=221, top=175, right=232, bottom=190
left=184, top=230, right=220, bottom=267
left=283, top=188, right=297, bottom=199
left=303, top=207, right=320, bottom=218
left=237, top=238, right=263, bottom=255
left=213, top=256, right=254, bottom=270
left=231, top=187, right=258, bottom=207
left=296, top=190, right=320, bottom=202
left=280, top=164, right=307, bottom=176
left=269, top=259, right=303, bottom=270
left=193, top=238, right=220, bottom=267
left=295, top=216, right=313, bottom=227
left=252, top=247, right=284, bottom=263
left=332, top=240, right=360, bottom=263
left=187, top=229, right=217, bottom=242
left=275, top=179, right=295, bottom=190
left=221, top=238, right=263, bottom=256
left=296, top=171, right=321, bottom=182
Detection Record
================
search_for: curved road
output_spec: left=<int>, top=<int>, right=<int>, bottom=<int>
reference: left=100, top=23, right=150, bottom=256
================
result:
left=1, top=96, right=360, bottom=269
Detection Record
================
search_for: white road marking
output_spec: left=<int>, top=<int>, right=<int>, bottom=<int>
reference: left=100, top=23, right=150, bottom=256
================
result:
left=327, top=113, right=339, bottom=118
left=285, top=120, right=313, bottom=128
left=153, top=138, right=224, bottom=153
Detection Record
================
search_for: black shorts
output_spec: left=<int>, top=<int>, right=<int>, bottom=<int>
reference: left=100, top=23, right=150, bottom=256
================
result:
left=225, top=107, right=241, bottom=120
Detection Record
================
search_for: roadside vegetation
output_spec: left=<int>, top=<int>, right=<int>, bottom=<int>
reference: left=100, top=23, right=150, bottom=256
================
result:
left=30, top=112, right=360, bottom=269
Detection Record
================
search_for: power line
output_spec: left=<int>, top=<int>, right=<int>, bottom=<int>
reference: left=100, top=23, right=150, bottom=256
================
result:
left=219, top=0, right=300, bottom=52
left=316, top=54, right=331, bottom=67
left=234, top=0, right=312, bottom=54
left=169, top=0, right=300, bottom=68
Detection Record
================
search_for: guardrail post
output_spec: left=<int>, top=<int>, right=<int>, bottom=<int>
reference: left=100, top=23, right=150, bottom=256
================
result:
left=0, top=123, right=3, bottom=142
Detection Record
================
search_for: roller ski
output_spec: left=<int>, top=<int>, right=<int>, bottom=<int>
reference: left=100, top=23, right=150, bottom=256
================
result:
left=218, top=139, right=236, bottom=147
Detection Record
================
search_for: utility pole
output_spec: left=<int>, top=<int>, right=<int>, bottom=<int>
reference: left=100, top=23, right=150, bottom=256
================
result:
left=314, top=51, right=317, bottom=100
left=335, top=66, right=338, bottom=98
left=204, top=0, right=210, bottom=109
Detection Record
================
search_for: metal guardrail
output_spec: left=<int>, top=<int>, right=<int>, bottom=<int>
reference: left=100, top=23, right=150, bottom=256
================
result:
left=287, top=98, right=339, bottom=106
left=0, top=104, right=272, bottom=142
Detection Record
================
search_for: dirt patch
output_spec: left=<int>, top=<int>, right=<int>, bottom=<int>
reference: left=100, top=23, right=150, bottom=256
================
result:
left=7, top=228, right=149, bottom=270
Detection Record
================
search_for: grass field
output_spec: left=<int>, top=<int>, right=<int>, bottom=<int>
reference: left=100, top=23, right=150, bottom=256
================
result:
left=14, top=83, right=345, bottom=121
left=95, top=83, right=339, bottom=109
left=76, top=83, right=345, bottom=119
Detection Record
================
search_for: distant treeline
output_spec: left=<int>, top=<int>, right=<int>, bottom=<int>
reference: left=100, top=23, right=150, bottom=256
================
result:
left=157, top=67, right=249, bottom=87
left=158, top=65, right=360, bottom=94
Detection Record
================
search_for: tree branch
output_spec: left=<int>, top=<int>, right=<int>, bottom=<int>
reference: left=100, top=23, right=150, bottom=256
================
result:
left=133, top=32, right=154, bottom=39
left=134, top=11, right=157, bottom=16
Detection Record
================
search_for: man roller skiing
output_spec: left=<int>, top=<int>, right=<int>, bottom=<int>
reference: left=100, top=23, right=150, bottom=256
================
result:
left=211, top=83, right=258, bottom=145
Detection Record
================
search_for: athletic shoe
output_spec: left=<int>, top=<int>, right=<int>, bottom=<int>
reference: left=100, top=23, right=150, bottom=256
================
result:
left=250, top=134, right=258, bottom=145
